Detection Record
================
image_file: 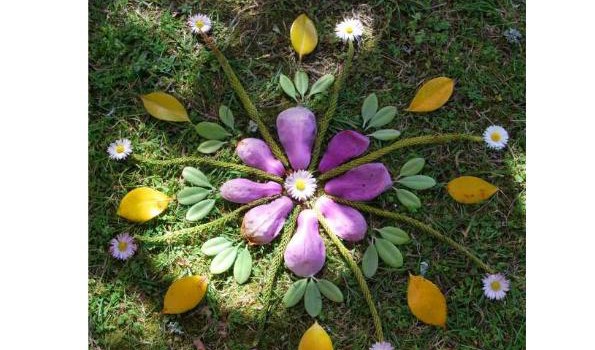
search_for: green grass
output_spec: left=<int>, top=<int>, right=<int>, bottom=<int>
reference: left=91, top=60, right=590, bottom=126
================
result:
left=89, top=0, right=525, bottom=348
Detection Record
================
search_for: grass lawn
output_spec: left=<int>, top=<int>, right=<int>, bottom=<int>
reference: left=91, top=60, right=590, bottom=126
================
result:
left=89, top=0, right=525, bottom=349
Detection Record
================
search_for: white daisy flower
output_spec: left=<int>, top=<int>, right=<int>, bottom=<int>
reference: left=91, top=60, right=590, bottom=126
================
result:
left=107, top=138, right=132, bottom=160
left=483, top=125, right=509, bottom=150
left=284, top=170, right=317, bottom=201
left=188, top=13, right=212, bottom=34
left=109, top=233, right=138, bottom=260
left=370, top=341, right=394, bottom=350
left=335, top=18, right=364, bottom=42
left=482, top=273, right=510, bottom=300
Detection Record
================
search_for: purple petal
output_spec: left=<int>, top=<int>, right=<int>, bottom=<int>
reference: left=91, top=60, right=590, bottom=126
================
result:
left=284, top=209, right=326, bottom=277
left=318, top=131, right=370, bottom=173
left=324, top=163, right=392, bottom=201
left=220, top=179, right=282, bottom=204
left=241, top=196, right=294, bottom=245
left=236, top=138, right=285, bottom=176
left=276, top=107, right=316, bottom=170
left=315, top=196, right=367, bottom=242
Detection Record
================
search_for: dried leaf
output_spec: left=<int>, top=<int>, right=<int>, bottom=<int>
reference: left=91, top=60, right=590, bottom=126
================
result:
left=298, top=322, right=333, bottom=350
left=186, top=199, right=215, bottom=221
left=447, top=176, right=498, bottom=204
left=233, top=247, right=252, bottom=284
left=163, top=275, right=208, bottom=314
left=362, top=244, right=378, bottom=278
left=405, top=77, right=454, bottom=112
left=407, top=275, right=447, bottom=327
left=290, top=14, right=318, bottom=60
left=218, top=105, right=235, bottom=130
left=197, top=140, right=226, bottom=154
left=283, top=279, right=308, bottom=308
left=195, top=122, right=231, bottom=140
left=117, top=187, right=171, bottom=223
left=308, top=74, right=334, bottom=97
left=140, top=92, right=189, bottom=122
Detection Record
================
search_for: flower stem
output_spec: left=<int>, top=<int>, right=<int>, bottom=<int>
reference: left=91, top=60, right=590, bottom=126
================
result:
left=200, top=34, right=289, bottom=167
left=309, top=40, right=355, bottom=172
left=136, top=196, right=277, bottom=245
left=254, top=206, right=301, bottom=347
left=318, top=134, right=483, bottom=181
left=132, top=154, right=283, bottom=183
left=332, top=198, right=496, bottom=274
left=315, top=208, right=385, bottom=342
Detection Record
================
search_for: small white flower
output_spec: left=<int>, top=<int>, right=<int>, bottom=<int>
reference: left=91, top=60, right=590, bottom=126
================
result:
left=335, top=18, right=364, bottom=42
left=248, top=120, right=258, bottom=133
left=109, top=233, right=138, bottom=260
left=370, top=341, right=394, bottom=350
left=188, top=13, right=212, bottom=34
left=483, top=125, right=509, bottom=150
left=107, top=138, right=132, bottom=160
left=284, top=170, right=317, bottom=201
left=482, top=273, right=510, bottom=300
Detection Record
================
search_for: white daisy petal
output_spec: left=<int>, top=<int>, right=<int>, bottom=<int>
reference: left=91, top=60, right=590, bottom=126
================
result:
left=109, top=233, right=138, bottom=260
left=482, top=273, right=510, bottom=300
left=370, top=341, right=394, bottom=350
left=107, top=138, right=133, bottom=160
left=188, top=13, right=212, bottom=34
left=335, top=18, right=364, bottom=42
left=284, top=170, right=317, bottom=201
left=483, top=125, right=509, bottom=150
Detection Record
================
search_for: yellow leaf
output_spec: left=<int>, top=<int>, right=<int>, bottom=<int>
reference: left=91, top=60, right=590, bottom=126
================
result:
left=290, top=14, right=318, bottom=60
left=405, top=77, right=455, bottom=112
left=163, top=275, right=208, bottom=314
left=298, top=322, right=333, bottom=350
left=407, top=275, right=447, bottom=328
left=140, top=92, right=190, bottom=122
left=117, top=187, right=171, bottom=223
left=447, top=176, right=499, bottom=204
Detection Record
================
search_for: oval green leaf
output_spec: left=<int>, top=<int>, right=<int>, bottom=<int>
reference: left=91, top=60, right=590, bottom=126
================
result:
left=304, top=279, right=322, bottom=317
left=233, top=248, right=252, bottom=284
left=400, top=158, right=425, bottom=176
left=280, top=74, right=297, bottom=102
left=368, top=106, right=397, bottom=129
left=362, top=244, right=379, bottom=278
left=139, top=92, right=189, bottom=122
left=374, top=227, right=410, bottom=245
left=182, top=167, right=213, bottom=188
left=218, top=105, right=234, bottom=130
left=186, top=199, right=215, bottom=221
left=361, top=93, right=378, bottom=126
left=283, top=279, right=308, bottom=308
left=308, top=74, right=334, bottom=97
left=396, top=189, right=422, bottom=210
left=201, top=236, right=233, bottom=256
left=195, top=122, right=231, bottom=140
left=294, top=71, right=308, bottom=98
left=316, top=279, right=343, bottom=303
left=368, top=129, right=401, bottom=141
left=210, top=246, right=238, bottom=274
left=397, top=175, right=436, bottom=190
left=177, top=187, right=210, bottom=205
left=375, top=238, right=404, bottom=268
left=197, top=140, right=226, bottom=154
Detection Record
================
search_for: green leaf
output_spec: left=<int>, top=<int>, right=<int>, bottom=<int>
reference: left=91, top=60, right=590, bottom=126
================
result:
left=361, top=93, right=378, bottom=126
left=308, top=74, right=334, bottom=97
left=368, top=129, right=401, bottom=141
left=396, top=189, right=422, bottom=210
left=304, top=279, right=322, bottom=317
left=397, top=175, right=436, bottom=190
left=182, top=167, right=213, bottom=188
left=185, top=199, right=215, bottom=221
left=280, top=74, right=297, bottom=101
left=177, top=187, right=210, bottom=205
left=195, top=122, right=231, bottom=140
left=294, top=71, right=308, bottom=98
left=374, top=227, right=410, bottom=245
left=283, top=279, right=308, bottom=308
left=400, top=158, right=425, bottom=176
left=233, top=248, right=252, bottom=284
left=316, top=279, right=343, bottom=303
left=210, top=246, right=238, bottom=274
left=197, top=140, right=226, bottom=154
left=218, top=105, right=234, bottom=130
left=362, top=244, right=379, bottom=278
left=367, top=106, right=397, bottom=129
left=201, top=237, right=233, bottom=256
left=375, top=238, right=404, bottom=268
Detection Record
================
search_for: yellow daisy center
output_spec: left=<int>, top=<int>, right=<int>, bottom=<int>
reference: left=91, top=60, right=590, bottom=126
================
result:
left=345, top=26, right=354, bottom=34
left=490, top=132, right=502, bottom=142
left=118, top=241, right=128, bottom=252
left=195, top=20, right=204, bottom=28
left=115, top=144, right=126, bottom=154
left=295, top=179, right=306, bottom=191
left=490, top=281, right=501, bottom=291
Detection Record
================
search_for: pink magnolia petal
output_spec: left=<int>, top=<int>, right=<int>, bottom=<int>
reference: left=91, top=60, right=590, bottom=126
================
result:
left=284, top=209, right=326, bottom=277
left=315, top=196, right=367, bottom=242
left=276, top=106, right=316, bottom=170
left=236, top=138, right=285, bottom=176
left=324, top=163, right=392, bottom=201
left=318, top=130, right=370, bottom=173
left=220, top=179, right=282, bottom=204
left=241, top=196, right=294, bottom=245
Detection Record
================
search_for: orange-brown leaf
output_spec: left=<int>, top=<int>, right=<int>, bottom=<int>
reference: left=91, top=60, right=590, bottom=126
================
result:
left=407, top=275, right=447, bottom=328
left=405, top=77, right=454, bottom=112
left=163, top=276, right=208, bottom=314
left=447, top=176, right=499, bottom=204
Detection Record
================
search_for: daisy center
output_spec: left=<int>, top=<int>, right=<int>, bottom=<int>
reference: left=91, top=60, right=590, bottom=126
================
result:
left=295, top=179, right=306, bottom=191
left=490, top=132, right=502, bottom=142
left=490, top=280, right=501, bottom=291
left=284, top=170, right=317, bottom=201
left=118, top=241, right=128, bottom=252
left=346, top=26, right=354, bottom=34
left=195, top=20, right=204, bottom=28
left=115, top=144, right=126, bottom=154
